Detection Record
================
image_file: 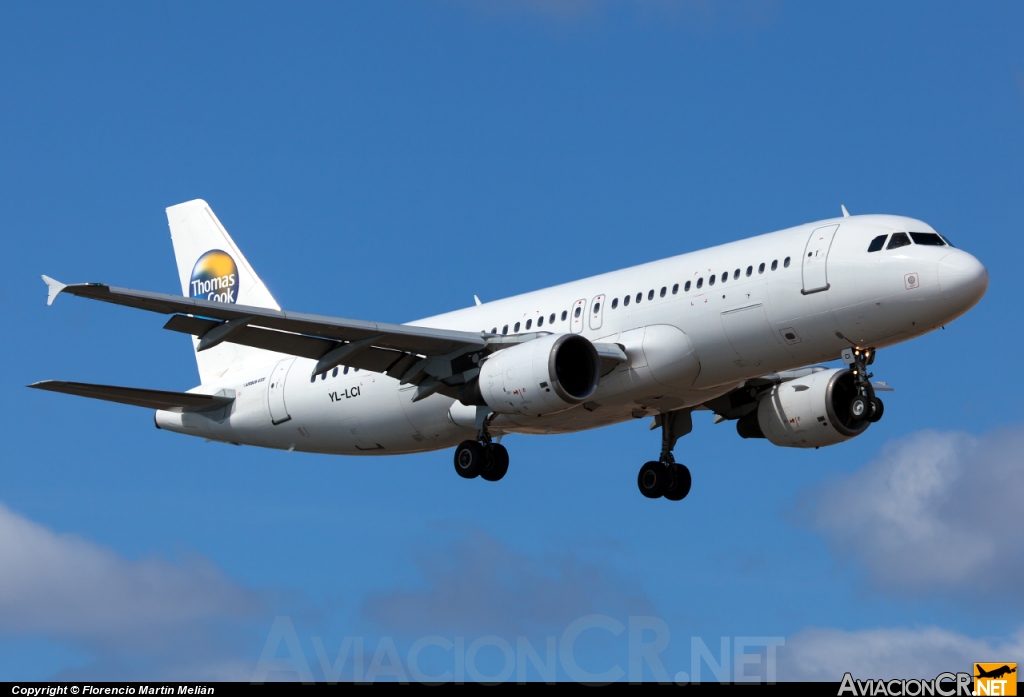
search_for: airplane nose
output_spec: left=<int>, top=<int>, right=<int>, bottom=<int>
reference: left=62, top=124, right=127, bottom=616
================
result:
left=937, top=249, right=988, bottom=311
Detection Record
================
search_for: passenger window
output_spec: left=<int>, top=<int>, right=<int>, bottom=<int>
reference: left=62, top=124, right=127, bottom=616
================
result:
left=561, top=310, right=567, bottom=321
left=514, top=322, right=521, bottom=332
left=660, top=287, right=666, bottom=297
left=636, top=292, right=642, bottom=303
left=648, top=290, right=654, bottom=300
left=887, top=232, right=911, bottom=250
left=332, top=367, right=338, bottom=377
left=758, top=263, right=765, bottom=274
left=721, top=272, right=728, bottom=283
left=310, top=374, right=316, bottom=383
left=537, top=316, right=544, bottom=327
left=910, top=232, right=945, bottom=246
left=321, top=372, right=326, bottom=381
left=684, top=281, right=691, bottom=292
left=344, top=366, right=349, bottom=374
left=709, top=275, right=716, bottom=286
left=697, top=278, right=703, bottom=289
left=784, top=257, right=791, bottom=268
left=771, top=260, right=778, bottom=271
left=502, top=325, right=508, bottom=335
left=867, top=234, right=887, bottom=252
left=734, top=269, right=740, bottom=280
left=623, top=295, right=630, bottom=306
left=526, top=319, right=532, bottom=330
left=612, top=298, right=618, bottom=309
left=549, top=313, right=555, bottom=323
left=593, top=303, right=601, bottom=314
left=354, top=368, right=359, bottom=373
left=574, top=307, right=581, bottom=318
left=672, top=283, right=679, bottom=294
left=746, top=265, right=752, bottom=277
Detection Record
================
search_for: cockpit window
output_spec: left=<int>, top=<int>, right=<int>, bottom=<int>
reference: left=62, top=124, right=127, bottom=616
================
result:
left=940, top=235, right=954, bottom=248
left=886, top=232, right=911, bottom=250
left=867, top=234, right=887, bottom=253
left=910, top=232, right=945, bottom=246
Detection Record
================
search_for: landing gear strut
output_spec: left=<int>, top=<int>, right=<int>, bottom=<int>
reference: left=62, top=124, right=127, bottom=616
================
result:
left=453, top=407, right=509, bottom=482
left=637, top=409, right=693, bottom=501
left=843, top=347, right=884, bottom=424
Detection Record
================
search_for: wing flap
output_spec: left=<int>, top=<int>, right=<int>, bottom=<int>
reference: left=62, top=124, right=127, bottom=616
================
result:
left=162, top=314, right=412, bottom=376
left=56, top=282, right=485, bottom=356
left=28, top=380, right=234, bottom=413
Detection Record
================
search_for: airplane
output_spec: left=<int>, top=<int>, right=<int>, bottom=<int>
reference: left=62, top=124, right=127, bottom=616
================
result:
left=30, top=200, right=988, bottom=501
left=975, top=665, right=1016, bottom=680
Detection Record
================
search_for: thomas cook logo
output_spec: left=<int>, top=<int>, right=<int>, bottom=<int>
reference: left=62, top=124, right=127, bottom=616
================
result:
left=975, top=663, right=1017, bottom=696
left=190, top=250, right=238, bottom=304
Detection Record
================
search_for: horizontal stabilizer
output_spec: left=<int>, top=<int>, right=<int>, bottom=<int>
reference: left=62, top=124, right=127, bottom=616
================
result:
left=41, top=275, right=66, bottom=306
left=28, top=380, right=234, bottom=413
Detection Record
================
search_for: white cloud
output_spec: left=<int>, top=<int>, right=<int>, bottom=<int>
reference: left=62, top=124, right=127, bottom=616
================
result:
left=0, top=502, right=258, bottom=642
left=808, top=426, right=1024, bottom=593
left=780, top=625, right=1024, bottom=681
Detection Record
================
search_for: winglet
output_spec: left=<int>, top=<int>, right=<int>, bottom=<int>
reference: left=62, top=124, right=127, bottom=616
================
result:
left=41, top=275, right=66, bottom=306
left=473, top=295, right=482, bottom=306
left=841, top=204, right=851, bottom=218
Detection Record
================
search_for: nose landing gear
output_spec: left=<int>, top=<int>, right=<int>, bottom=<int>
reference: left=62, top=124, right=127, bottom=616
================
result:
left=843, top=347, right=885, bottom=424
left=636, top=409, right=693, bottom=501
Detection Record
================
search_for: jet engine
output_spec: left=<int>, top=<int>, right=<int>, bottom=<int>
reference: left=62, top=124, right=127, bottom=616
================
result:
left=736, top=368, right=870, bottom=448
left=459, top=334, right=601, bottom=416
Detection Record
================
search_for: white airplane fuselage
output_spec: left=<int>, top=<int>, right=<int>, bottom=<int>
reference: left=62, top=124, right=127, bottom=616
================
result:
left=154, top=214, right=987, bottom=455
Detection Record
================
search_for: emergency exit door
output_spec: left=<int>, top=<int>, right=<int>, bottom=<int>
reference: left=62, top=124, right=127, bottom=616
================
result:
left=570, top=299, right=587, bottom=334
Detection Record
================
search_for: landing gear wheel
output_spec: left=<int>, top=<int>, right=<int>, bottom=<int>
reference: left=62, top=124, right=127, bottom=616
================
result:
left=868, top=397, right=884, bottom=423
left=637, top=461, right=667, bottom=499
left=663, top=463, right=692, bottom=501
left=454, top=440, right=485, bottom=479
left=481, top=443, right=509, bottom=482
left=850, top=395, right=870, bottom=421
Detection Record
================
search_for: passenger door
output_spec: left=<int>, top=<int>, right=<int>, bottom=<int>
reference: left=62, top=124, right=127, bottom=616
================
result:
left=267, top=358, right=295, bottom=425
left=802, top=224, right=839, bottom=294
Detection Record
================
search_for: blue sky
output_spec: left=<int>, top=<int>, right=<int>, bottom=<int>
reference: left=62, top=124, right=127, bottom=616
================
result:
left=2, top=0, right=1023, bottom=682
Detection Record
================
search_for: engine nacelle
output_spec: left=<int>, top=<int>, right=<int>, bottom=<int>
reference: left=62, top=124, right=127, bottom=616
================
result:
left=738, top=368, right=870, bottom=448
left=472, top=334, right=601, bottom=416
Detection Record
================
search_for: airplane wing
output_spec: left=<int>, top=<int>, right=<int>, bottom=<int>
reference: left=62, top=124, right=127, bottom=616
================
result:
left=28, top=380, right=234, bottom=413
left=43, top=278, right=491, bottom=385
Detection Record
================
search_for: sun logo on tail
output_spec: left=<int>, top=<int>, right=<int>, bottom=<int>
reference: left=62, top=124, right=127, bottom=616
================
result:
left=189, top=250, right=238, bottom=304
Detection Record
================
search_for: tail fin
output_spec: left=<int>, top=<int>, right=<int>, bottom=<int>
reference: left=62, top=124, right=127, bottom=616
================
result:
left=166, top=199, right=283, bottom=383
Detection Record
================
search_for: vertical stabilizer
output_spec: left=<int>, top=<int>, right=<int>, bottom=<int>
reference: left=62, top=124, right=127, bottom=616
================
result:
left=166, top=200, right=284, bottom=383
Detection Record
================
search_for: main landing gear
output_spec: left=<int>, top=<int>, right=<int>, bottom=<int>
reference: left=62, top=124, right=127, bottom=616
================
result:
left=843, top=348, right=884, bottom=424
left=637, top=409, right=693, bottom=501
left=453, top=407, right=508, bottom=482
left=454, top=440, right=509, bottom=481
